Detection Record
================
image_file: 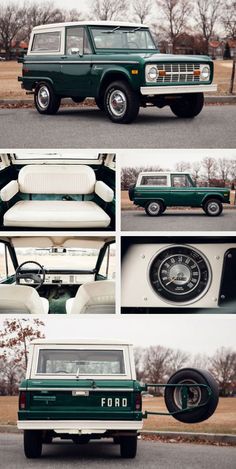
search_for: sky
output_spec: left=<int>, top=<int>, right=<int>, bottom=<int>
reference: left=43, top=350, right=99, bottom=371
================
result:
left=0, top=314, right=234, bottom=357
left=119, top=149, right=236, bottom=169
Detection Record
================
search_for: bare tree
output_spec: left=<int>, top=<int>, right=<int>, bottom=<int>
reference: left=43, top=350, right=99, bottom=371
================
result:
left=175, top=160, right=191, bottom=171
left=191, top=160, right=202, bottom=184
left=155, top=0, right=191, bottom=52
left=167, top=349, right=188, bottom=376
left=0, top=3, right=27, bottom=59
left=92, top=0, right=128, bottom=21
left=142, top=345, right=173, bottom=384
left=23, top=2, right=65, bottom=42
left=132, top=0, right=153, bottom=24
left=221, top=1, right=236, bottom=38
left=201, top=157, right=218, bottom=185
left=134, top=347, right=146, bottom=381
left=65, top=9, right=84, bottom=22
left=218, top=158, right=231, bottom=186
left=194, top=0, right=222, bottom=53
left=209, top=347, right=236, bottom=395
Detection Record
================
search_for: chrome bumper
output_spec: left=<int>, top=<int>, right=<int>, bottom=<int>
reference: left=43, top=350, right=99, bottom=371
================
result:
left=17, top=419, right=143, bottom=433
left=140, top=84, right=217, bottom=95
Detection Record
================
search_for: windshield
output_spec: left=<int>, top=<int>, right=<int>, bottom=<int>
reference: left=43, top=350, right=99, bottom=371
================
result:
left=15, top=247, right=101, bottom=271
left=91, top=27, right=156, bottom=50
left=37, top=349, right=125, bottom=375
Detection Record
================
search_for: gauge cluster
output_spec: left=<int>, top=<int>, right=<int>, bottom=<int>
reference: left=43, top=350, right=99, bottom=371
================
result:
left=121, top=238, right=236, bottom=311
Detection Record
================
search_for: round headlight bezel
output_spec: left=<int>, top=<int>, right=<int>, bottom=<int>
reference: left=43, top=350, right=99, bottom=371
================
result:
left=147, top=65, right=159, bottom=82
left=200, top=65, right=210, bottom=81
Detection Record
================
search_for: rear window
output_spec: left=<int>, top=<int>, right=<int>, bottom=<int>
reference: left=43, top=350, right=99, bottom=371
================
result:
left=140, top=175, right=167, bottom=186
left=36, top=349, right=125, bottom=375
left=31, top=32, right=61, bottom=52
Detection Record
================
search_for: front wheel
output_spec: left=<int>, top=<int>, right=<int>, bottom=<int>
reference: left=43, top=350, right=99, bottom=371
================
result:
left=24, top=430, right=42, bottom=458
left=34, top=82, right=61, bottom=115
left=164, top=368, right=219, bottom=424
left=120, top=435, right=137, bottom=458
left=170, top=93, right=204, bottom=118
left=104, top=81, right=140, bottom=124
left=145, top=200, right=164, bottom=216
left=203, top=199, right=223, bottom=216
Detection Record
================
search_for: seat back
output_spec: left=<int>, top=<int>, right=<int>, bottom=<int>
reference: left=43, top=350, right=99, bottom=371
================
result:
left=66, top=280, right=115, bottom=314
left=18, top=165, right=96, bottom=195
left=0, top=284, right=49, bottom=314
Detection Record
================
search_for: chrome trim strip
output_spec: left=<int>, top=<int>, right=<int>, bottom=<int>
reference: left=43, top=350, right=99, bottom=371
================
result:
left=24, top=60, right=139, bottom=65
left=140, top=84, right=217, bottom=95
left=20, top=387, right=134, bottom=392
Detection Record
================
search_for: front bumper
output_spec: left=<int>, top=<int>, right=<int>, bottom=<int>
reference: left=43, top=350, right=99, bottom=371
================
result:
left=17, top=419, right=143, bottom=434
left=140, top=84, right=217, bottom=95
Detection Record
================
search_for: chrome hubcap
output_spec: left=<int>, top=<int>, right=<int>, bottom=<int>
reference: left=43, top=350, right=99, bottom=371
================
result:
left=174, top=379, right=201, bottom=409
left=208, top=202, right=219, bottom=214
left=149, top=202, right=160, bottom=215
left=38, top=86, right=50, bottom=109
left=109, top=90, right=127, bottom=117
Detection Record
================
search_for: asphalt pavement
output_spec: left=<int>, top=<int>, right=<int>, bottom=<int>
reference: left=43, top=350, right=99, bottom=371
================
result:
left=0, top=434, right=236, bottom=469
left=0, top=105, right=235, bottom=148
left=121, top=208, right=236, bottom=231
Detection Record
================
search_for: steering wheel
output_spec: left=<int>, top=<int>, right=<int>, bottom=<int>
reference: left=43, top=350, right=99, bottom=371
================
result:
left=15, top=261, right=46, bottom=290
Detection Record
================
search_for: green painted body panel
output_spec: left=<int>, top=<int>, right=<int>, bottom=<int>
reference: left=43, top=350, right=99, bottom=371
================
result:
left=20, top=25, right=214, bottom=97
left=132, top=186, right=230, bottom=208
left=18, top=379, right=143, bottom=422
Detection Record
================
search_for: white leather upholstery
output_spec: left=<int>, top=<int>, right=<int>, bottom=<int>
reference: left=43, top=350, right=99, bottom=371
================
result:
left=95, top=181, right=114, bottom=202
left=0, top=180, right=19, bottom=202
left=0, top=285, right=49, bottom=314
left=3, top=200, right=110, bottom=228
left=18, top=165, right=96, bottom=194
left=66, top=280, right=115, bottom=314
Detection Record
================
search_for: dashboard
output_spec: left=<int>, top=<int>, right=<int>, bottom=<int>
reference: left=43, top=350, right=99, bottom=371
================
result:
left=121, top=237, right=236, bottom=312
left=20, top=273, right=95, bottom=286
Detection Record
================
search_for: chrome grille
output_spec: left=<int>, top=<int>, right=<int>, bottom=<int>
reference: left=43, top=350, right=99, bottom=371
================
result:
left=156, top=63, right=200, bottom=83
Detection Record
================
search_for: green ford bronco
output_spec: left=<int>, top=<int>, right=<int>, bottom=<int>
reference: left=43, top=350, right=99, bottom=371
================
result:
left=19, top=21, right=217, bottom=123
left=18, top=339, right=218, bottom=459
left=129, top=172, right=230, bottom=216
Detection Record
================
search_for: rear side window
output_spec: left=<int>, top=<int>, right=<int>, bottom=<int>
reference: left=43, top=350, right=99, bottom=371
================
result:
left=140, top=175, right=167, bottom=186
left=31, top=32, right=61, bottom=52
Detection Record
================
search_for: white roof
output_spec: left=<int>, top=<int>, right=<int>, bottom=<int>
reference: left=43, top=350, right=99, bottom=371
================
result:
left=139, top=171, right=191, bottom=176
left=33, top=21, right=148, bottom=31
left=31, top=339, right=132, bottom=346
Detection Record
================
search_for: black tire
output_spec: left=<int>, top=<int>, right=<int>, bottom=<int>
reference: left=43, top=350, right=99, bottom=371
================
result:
left=34, top=82, right=61, bottom=115
left=203, top=199, right=223, bottom=216
left=120, top=435, right=137, bottom=458
left=24, top=430, right=43, bottom=458
left=170, top=92, right=204, bottom=118
left=145, top=200, right=164, bottom=217
left=164, top=368, right=219, bottom=424
left=104, top=80, right=140, bottom=124
left=71, top=97, right=85, bottom=104
left=95, top=96, right=104, bottom=111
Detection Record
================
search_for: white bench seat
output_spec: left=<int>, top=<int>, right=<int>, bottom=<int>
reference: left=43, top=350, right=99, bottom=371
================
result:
left=3, top=200, right=111, bottom=228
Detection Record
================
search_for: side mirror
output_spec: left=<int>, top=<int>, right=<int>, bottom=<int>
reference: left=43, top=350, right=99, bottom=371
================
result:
left=70, top=47, right=80, bottom=55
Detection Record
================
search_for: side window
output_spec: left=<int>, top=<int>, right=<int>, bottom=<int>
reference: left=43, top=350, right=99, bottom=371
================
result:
left=99, top=246, right=116, bottom=279
left=0, top=243, right=15, bottom=281
left=140, top=175, right=167, bottom=186
left=66, top=27, right=90, bottom=55
left=171, top=175, right=189, bottom=187
left=31, top=32, right=61, bottom=52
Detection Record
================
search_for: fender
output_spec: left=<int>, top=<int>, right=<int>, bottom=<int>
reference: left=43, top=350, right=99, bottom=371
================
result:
left=96, top=65, right=141, bottom=96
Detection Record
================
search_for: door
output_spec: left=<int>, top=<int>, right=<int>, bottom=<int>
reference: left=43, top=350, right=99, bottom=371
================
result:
left=170, top=174, right=196, bottom=206
left=60, top=27, right=92, bottom=97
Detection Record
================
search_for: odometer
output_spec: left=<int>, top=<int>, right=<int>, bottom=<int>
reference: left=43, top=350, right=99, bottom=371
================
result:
left=149, top=246, right=211, bottom=304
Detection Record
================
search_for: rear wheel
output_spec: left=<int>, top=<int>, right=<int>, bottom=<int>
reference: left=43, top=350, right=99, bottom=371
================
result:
left=145, top=200, right=164, bottom=216
left=170, top=93, right=204, bottom=118
left=120, top=435, right=137, bottom=458
left=104, top=80, right=140, bottom=123
left=203, top=199, right=222, bottom=216
left=24, top=430, right=42, bottom=458
left=34, top=82, right=61, bottom=115
left=164, top=368, right=219, bottom=424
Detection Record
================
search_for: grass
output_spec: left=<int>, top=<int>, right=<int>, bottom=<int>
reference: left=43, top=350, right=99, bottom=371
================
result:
left=0, top=396, right=236, bottom=434
left=0, top=60, right=235, bottom=100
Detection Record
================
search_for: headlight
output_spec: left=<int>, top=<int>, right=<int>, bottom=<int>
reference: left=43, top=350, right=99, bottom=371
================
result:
left=146, top=65, right=159, bottom=82
left=200, top=64, right=210, bottom=81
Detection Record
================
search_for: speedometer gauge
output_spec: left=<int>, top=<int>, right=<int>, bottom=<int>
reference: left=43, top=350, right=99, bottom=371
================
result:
left=149, top=246, right=211, bottom=304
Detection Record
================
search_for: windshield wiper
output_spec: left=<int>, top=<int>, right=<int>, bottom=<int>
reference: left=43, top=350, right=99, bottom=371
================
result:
left=123, top=27, right=142, bottom=33
left=102, top=26, right=121, bottom=34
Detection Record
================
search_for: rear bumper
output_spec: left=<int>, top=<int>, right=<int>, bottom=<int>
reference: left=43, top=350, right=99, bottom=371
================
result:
left=17, top=419, right=143, bottom=434
left=140, top=84, right=217, bottom=96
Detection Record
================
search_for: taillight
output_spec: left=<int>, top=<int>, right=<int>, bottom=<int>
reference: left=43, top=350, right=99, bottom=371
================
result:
left=19, top=391, right=26, bottom=410
left=135, top=393, right=141, bottom=411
